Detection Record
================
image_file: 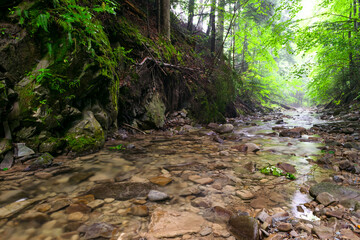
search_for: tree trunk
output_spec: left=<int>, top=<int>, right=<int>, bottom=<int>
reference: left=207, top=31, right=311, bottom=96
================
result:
left=217, top=0, right=225, bottom=54
left=160, top=0, right=171, bottom=40
left=210, top=0, right=216, bottom=54
left=187, top=0, right=195, bottom=31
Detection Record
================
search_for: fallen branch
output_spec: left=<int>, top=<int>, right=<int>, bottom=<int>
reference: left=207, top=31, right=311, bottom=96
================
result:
left=123, top=0, right=146, bottom=19
left=122, top=123, right=147, bottom=135
left=137, top=57, right=199, bottom=72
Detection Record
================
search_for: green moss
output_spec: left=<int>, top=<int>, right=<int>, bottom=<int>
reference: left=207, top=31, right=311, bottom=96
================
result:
left=65, top=132, right=104, bottom=153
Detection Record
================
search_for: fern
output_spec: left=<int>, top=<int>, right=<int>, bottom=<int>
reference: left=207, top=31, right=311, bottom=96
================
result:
left=36, top=12, right=51, bottom=32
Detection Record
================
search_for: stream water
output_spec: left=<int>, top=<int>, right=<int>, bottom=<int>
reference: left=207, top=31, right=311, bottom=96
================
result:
left=0, top=109, right=335, bottom=239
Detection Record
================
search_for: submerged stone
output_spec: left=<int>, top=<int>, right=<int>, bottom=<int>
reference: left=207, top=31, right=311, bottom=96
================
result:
left=88, top=182, right=154, bottom=200
left=229, top=215, right=259, bottom=240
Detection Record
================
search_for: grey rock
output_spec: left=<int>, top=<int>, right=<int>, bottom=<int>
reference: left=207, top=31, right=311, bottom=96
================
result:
left=316, top=192, right=338, bottom=206
left=229, top=215, right=259, bottom=240
left=142, top=93, right=166, bottom=129
left=216, top=124, right=234, bottom=134
left=312, top=226, right=334, bottom=240
left=256, top=209, right=270, bottom=223
left=0, top=138, right=12, bottom=155
left=88, top=182, right=154, bottom=200
left=82, top=222, right=115, bottom=239
left=15, top=143, right=35, bottom=158
left=0, top=151, right=13, bottom=169
left=310, top=182, right=360, bottom=208
left=148, top=190, right=169, bottom=201
left=16, top=126, right=36, bottom=140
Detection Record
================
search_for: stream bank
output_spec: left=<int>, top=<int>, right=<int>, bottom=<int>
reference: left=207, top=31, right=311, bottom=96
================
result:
left=1, top=108, right=360, bottom=239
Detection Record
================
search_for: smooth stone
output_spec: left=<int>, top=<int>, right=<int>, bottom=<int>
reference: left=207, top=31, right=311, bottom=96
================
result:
left=244, top=143, right=261, bottom=153
left=82, top=222, right=116, bottom=239
left=199, top=226, right=212, bottom=236
left=216, top=124, right=234, bottom=134
left=188, top=175, right=214, bottom=185
left=87, top=200, right=104, bottom=209
left=277, top=222, right=292, bottom=232
left=87, top=182, right=154, bottom=200
left=146, top=209, right=206, bottom=238
left=0, top=199, right=36, bottom=218
left=35, top=172, right=53, bottom=179
left=148, top=190, right=169, bottom=201
left=340, top=228, right=360, bottom=240
left=256, top=209, right=270, bottom=223
left=276, top=162, right=296, bottom=173
left=149, top=176, right=173, bottom=186
left=229, top=215, right=259, bottom=240
left=0, top=190, right=27, bottom=204
left=313, top=226, right=334, bottom=240
left=250, top=198, right=268, bottom=209
left=130, top=205, right=149, bottom=217
left=316, top=192, right=338, bottom=206
left=236, top=190, right=255, bottom=200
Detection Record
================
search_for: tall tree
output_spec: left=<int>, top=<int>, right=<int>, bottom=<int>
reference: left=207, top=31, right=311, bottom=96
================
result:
left=160, top=0, right=171, bottom=40
left=210, top=0, right=216, bottom=53
left=187, top=0, right=195, bottom=31
left=217, top=0, right=225, bottom=54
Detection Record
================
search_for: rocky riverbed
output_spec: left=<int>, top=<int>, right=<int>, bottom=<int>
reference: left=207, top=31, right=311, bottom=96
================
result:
left=1, top=109, right=360, bottom=239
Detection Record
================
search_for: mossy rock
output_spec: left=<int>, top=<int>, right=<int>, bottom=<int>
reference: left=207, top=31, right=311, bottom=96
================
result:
left=65, top=111, right=105, bottom=153
left=39, top=137, right=64, bottom=154
left=142, top=93, right=166, bottom=129
left=0, top=138, right=12, bottom=155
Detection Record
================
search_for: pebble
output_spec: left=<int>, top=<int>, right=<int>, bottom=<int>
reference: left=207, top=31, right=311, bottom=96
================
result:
left=148, top=190, right=169, bottom=201
left=35, top=172, right=53, bottom=179
left=104, top=198, right=115, bottom=203
left=277, top=222, right=292, bottom=232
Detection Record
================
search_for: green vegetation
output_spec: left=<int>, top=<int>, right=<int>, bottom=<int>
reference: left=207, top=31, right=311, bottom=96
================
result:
left=109, top=144, right=126, bottom=150
left=260, top=165, right=296, bottom=180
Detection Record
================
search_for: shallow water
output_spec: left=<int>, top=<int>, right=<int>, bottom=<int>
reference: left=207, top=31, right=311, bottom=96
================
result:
left=0, top=109, right=335, bottom=239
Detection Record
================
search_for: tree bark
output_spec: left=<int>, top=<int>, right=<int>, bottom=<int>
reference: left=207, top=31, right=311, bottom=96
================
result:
left=160, top=0, right=171, bottom=40
left=187, top=0, right=195, bottom=31
left=210, top=0, right=216, bottom=54
left=217, top=0, right=225, bottom=54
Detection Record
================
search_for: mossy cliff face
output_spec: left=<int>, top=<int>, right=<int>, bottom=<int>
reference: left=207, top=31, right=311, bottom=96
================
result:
left=0, top=0, right=237, bottom=158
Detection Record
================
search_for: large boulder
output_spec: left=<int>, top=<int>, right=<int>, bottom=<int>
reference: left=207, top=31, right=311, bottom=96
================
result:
left=141, top=93, right=166, bottom=129
left=310, top=182, right=360, bottom=208
left=65, top=111, right=105, bottom=153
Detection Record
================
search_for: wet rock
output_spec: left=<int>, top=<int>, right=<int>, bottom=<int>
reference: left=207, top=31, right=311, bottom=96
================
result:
left=229, top=215, right=259, bottom=240
left=310, top=182, right=360, bottom=208
left=275, top=119, right=284, bottom=124
left=68, top=172, right=95, bottom=185
left=213, top=223, right=231, bottom=237
left=50, top=198, right=72, bottom=212
left=213, top=135, right=224, bottom=143
left=0, top=198, right=36, bottom=218
left=216, top=124, right=234, bottom=134
left=232, top=144, right=248, bottom=152
left=276, top=162, right=296, bottom=173
left=0, top=151, right=13, bottom=169
left=250, top=198, right=268, bottom=209
left=15, top=143, right=35, bottom=158
left=271, top=212, right=290, bottom=223
left=87, top=182, right=154, bottom=200
left=148, top=190, right=169, bottom=201
left=146, top=209, right=206, bottom=238
left=149, top=176, right=173, bottom=186
left=245, top=143, right=260, bottom=153
left=68, top=212, right=89, bottom=222
left=34, top=172, right=53, bottom=179
left=0, top=190, right=27, bottom=204
left=27, top=152, right=54, bottom=170
left=130, top=205, right=149, bottom=217
left=243, top=161, right=256, bottom=172
left=279, top=127, right=306, bottom=138
left=18, top=211, right=49, bottom=223
left=277, top=222, right=292, bottom=232
left=179, top=186, right=201, bottom=196
left=66, top=203, right=91, bottom=214
left=188, top=175, right=214, bottom=185
left=340, top=228, right=360, bottom=240
left=86, top=199, right=104, bottom=209
left=256, top=209, right=270, bottom=223
left=16, top=126, right=37, bottom=140
left=325, top=209, right=343, bottom=219
left=312, top=225, right=334, bottom=239
left=142, top=93, right=166, bottom=129
left=82, top=222, right=116, bottom=239
left=236, top=190, right=255, bottom=200
left=191, top=198, right=211, bottom=208
left=199, top=226, right=212, bottom=236
left=316, top=192, right=338, bottom=206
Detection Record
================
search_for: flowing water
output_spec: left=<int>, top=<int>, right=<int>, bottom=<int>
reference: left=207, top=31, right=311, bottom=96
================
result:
left=0, top=109, right=335, bottom=239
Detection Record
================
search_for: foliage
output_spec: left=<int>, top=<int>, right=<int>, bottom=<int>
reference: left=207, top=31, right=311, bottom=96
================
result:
left=260, top=165, right=296, bottom=180
left=109, top=144, right=126, bottom=150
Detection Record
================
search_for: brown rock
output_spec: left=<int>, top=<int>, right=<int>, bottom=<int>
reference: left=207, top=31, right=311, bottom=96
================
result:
left=146, top=209, right=206, bottom=238
left=276, top=163, right=296, bottom=173
left=229, top=215, right=259, bottom=240
left=277, top=222, right=292, bottom=232
left=188, top=175, right=214, bottom=185
left=149, top=176, right=173, bottom=186
left=130, top=205, right=149, bottom=217
left=66, top=203, right=91, bottom=214
left=35, top=172, right=53, bottom=179
left=236, top=190, right=255, bottom=200
left=313, top=226, right=334, bottom=239
left=250, top=198, right=268, bottom=209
